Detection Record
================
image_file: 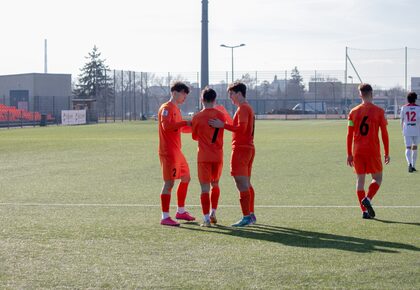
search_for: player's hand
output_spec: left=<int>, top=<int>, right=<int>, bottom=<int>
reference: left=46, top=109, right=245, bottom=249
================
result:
left=384, top=155, right=390, bottom=164
left=208, top=118, right=224, bottom=128
left=347, top=155, right=354, bottom=167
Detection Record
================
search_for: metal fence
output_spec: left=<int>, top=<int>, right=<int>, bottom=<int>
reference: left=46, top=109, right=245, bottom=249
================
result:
left=1, top=69, right=413, bottom=127
left=92, top=69, right=407, bottom=121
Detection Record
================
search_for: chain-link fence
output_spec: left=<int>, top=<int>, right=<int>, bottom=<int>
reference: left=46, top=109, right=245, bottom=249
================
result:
left=2, top=68, right=416, bottom=127
left=0, top=96, right=70, bottom=128
left=91, top=69, right=409, bottom=121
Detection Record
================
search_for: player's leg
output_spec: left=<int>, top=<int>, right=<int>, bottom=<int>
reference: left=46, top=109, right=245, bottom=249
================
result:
left=361, top=171, right=382, bottom=218
left=210, top=180, right=220, bottom=224
left=361, top=170, right=381, bottom=219
left=353, top=155, right=369, bottom=218
left=355, top=173, right=367, bottom=212
left=357, top=174, right=375, bottom=219
left=249, top=178, right=256, bottom=224
left=230, top=148, right=252, bottom=227
left=248, top=149, right=256, bottom=224
left=411, top=137, right=418, bottom=171
left=161, top=180, right=175, bottom=217
left=210, top=162, right=223, bottom=224
left=198, top=162, right=211, bottom=226
left=404, top=136, right=413, bottom=172
left=231, top=175, right=252, bottom=227
left=200, top=182, right=211, bottom=227
left=360, top=154, right=382, bottom=218
left=175, top=154, right=195, bottom=221
left=233, top=175, right=251, bottom=211
left=159, top=156, right=180, bottom=226
left=175, top=153, right=195, bottom=221
left=231, top=148, right=253, bottom=227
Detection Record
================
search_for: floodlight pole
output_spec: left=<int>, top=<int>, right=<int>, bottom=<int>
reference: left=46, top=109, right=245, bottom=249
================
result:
left=405, top=46, right=408, bottom=92
left=220, top=44, right=245, bottom=83
left=348, top=75, right=354, bottom=106
left=201, top=0, right=209, bottom=91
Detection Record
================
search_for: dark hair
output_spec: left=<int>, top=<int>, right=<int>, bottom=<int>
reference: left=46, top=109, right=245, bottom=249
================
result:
left=170, top=81, right=190, bottom=94
left=228, top=82, right=247, bottom=98
left=407, top=92, right=418, bottom=104
left=358, top=83, right=373, bottom=96
left=201, top=87, right=217, bottom=102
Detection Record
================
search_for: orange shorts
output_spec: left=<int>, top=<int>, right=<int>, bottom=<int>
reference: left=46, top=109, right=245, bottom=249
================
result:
left=197, top=161, right=223, bottom=183
left=159, top=154, right=190, bottom=181
left=230, top=147, right=255, bottom=176
left=353, top=154, right=382, bottom=174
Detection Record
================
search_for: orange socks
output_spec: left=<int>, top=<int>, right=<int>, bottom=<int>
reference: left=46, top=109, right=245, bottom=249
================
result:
left=239, top=191, right=251, bottom=216
left=160, top=194, right=171, bottom=213
left=367, top=182, right=380, bottom=200
left=249, top=186, right=255, bottom=213
left=176, top=182, right=189, bottom=207
left=356, top=190, right=367, bottom=212
left=201, top=193, right=210, bottom=215
left=210, top=186, right=220, bottom=210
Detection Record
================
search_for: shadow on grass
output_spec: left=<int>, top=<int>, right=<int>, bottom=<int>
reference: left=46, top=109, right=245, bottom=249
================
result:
left=180, top=223, right=420, bottom=253
left=373, top=218, right=420, bottom=226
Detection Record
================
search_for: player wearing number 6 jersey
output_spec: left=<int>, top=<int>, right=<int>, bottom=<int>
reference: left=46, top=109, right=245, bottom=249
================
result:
left=209, top=82, right=256, bottom=227
left=400, top=92, right=420, bottom=172
left=347, top=83, right=390, bottom=219
left=192, top=87, right=227, bottom=227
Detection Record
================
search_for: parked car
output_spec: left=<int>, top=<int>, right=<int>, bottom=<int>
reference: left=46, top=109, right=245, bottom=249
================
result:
left=292, top=102, right=327, bottom=114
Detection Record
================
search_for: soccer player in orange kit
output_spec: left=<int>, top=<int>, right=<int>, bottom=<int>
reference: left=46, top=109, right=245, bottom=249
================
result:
left=209, top=82, right=256, bottom=227
left=192, top=87, right=227, bottom=227
left=347, top=83, right=390, bottom=219
left=158, top=81, right=196, bottom=226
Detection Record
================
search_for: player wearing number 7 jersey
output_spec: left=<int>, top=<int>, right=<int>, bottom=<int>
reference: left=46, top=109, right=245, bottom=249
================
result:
left=400, top=92, right=420, bottom=172
left=209, top=82, right=256, bottom=227
left=347, top=83, right=390, bottom=219
left=191, top=87, right=227, bottom=227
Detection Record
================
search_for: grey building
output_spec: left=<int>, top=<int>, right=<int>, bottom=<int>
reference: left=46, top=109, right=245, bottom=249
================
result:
left=411, top=77, right=420, bottom=94
left=0, top=73, right=71, bottom=119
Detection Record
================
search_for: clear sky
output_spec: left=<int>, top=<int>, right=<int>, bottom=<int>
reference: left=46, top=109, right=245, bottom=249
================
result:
left=2, top=0, right=420, bottom=81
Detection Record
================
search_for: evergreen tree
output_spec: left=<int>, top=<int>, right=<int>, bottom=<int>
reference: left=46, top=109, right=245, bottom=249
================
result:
left=287, top=66, right=305, bottom=98
left=74, top=46, right=114, bottom=111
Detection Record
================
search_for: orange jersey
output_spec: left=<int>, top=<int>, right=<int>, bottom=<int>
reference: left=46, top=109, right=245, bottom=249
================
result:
left=214, top=104, right=233, bottom=125
left=348, top=102, right=388, bottom=157
left=158, top=101, right=188, bottom=158
left=192, top=108, right=226, bottom=162
left=225, top=102, right=255, bottom=149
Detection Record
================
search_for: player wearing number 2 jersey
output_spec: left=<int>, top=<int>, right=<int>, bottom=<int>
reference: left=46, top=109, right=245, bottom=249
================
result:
left=192, top=87, right=226, bottom=227
left=209, top=82, right=256, bottom=227
left=347, top=83, right=390, bottom=219
left=400, top=92, right=420, bottom=172
left=158, top=81, right=196, bottom=227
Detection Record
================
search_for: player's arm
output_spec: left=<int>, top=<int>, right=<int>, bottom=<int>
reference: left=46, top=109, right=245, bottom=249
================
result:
left=181, top=120, right=192, bottom=134
left=346, top=120, right=354, bottom=167
left=380, top=122, right=390, bottom=164
left=208, top=118, right=247, bottom=133
left=216, top=105, right=233, bottom=125
left=161, top=116, right=188, bottom=132
left=191, top=118, right=198, bottom=141
left=210, top=113, right=226, bottom=143
left=400, top=107, right=404, bottom=129
left=209, top=109, right=247, bottom=133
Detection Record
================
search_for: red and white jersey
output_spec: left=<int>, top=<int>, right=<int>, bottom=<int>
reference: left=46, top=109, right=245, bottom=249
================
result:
left=400, top=103, right=420, bottom=136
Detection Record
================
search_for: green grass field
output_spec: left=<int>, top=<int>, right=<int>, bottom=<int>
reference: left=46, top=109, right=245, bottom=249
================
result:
left=0, top=120, right=419, bottom=289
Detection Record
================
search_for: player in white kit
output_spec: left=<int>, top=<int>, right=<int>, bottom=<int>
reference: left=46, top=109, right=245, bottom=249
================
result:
left=400, top=92, right=420, bottom=172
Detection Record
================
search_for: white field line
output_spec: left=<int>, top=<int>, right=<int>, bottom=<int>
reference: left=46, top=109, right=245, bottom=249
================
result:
left=0, top=203, right=419, bottom=209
